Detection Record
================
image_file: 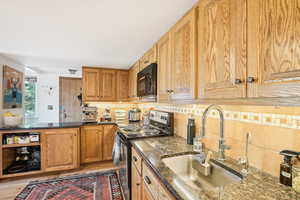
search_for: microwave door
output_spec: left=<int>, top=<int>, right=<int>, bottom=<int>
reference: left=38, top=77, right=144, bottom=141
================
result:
left=138, top=76, right=146, bottom=97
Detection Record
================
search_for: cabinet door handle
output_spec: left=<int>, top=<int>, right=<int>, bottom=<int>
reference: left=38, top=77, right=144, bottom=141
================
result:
left=133, top=156, right=138, bottom=162
left=169, top=90, right=174, bottom=94
left=247, top=77, right=256, bottom=83
left=235, top=79, right=242, bottom=84
left=144, top=176, right=151, bottom=185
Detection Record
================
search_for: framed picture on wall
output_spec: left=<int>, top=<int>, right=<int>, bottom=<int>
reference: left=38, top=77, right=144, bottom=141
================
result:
left=3, top=65, right=23, bottom=109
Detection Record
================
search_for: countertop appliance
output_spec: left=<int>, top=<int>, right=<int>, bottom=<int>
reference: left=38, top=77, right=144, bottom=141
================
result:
left=113, top=110, right=174, bottom=200
left=137, top=63, right=157, bottom=98
left=128, top=108, right=141, bottom=122
left=82, top=106, right=98, bottom=122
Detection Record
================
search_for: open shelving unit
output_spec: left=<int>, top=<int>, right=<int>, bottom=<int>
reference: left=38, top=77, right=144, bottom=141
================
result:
left=1, top=131, right=41, bottom=177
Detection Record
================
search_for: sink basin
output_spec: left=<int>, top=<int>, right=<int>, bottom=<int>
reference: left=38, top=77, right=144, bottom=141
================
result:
left=162, top=154, right=243, bottom=190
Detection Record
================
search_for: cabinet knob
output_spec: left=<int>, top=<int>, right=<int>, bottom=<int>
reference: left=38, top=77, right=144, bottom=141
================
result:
left=247, top=77, right=256, bottom=83
left=133, top=156, right=138, bottom=162
left=144, top=176, right=151, bottom=185
left=235, top=79, right=242, bottom=84
left=169, top=89, right=174, bottom=94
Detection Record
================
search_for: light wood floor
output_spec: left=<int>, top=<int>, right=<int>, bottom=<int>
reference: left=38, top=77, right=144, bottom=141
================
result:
left=0, top=161, right=118, bottom=200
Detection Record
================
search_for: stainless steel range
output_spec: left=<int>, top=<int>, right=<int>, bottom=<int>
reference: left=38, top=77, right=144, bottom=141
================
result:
left=113, top=110, right=174, bottom=200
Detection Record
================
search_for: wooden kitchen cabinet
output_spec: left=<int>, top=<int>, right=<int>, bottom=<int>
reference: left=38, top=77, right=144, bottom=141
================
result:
left=129, top=61, right=140, bottom=100
left=157, top=32, right=172, bottom=102
left=247, top=0, right=300, bottom=98
left=42, top=128, right=79, bottom=172
left=132, top=162, right=142, bottom=200
left=140, top=45, right=157, bottom=71
left=102, top=125, right=116, bottom=161
left=83, top=67, right=129, bottom=102
left=100, top=69, right=117, bottom=101
left=117, top=70, right=129, bottom=101
left=170, top=7, right=198, bottom=101
left=198, top=0, right=247, bottom=99
left=81, top=125, right=115, bottom=163
left=83, top=68, right=100, bottom=101
left=80, top=125, right=103, bottom=163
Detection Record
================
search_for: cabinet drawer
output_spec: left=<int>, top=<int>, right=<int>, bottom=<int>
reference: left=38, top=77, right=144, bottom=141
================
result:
left=143, top=162, right=159, bottom=200
left=132, top=148, right=142, bottom=174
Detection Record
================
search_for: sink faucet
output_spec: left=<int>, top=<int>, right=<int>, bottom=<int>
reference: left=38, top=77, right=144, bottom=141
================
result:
left=201, top=104, right=230, bottom=161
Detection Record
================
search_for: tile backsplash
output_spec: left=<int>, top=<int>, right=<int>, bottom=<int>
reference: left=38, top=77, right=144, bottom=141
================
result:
left=139, top=103, right=300, bottom=177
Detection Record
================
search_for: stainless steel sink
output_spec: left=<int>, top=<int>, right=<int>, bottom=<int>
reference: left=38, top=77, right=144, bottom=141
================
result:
left=162, top=154, right=243, bottom=190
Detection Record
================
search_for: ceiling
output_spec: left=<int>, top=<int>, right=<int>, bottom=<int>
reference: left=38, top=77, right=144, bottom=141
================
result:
left=0, top=0, right=197, bottom=72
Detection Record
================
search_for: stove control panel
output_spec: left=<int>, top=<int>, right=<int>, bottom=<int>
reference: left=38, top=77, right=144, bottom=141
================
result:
left=149, top=110, right=173, bottom=126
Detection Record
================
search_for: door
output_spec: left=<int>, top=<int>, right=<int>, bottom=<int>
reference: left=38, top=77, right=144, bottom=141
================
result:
left=102, top=125, right=116, bottom=160
left=198, top=0, right=247, bottom=99
left=42, top=128, right=79, bottom=172
left=248, top=0, right=300, bottom=97
left=82, top=68, right=100, bottom=101
left=59, top=77, right=82, bottom=122
left=131, top=164, right=142, bottom=200
left=100, top=70, right=117, bottom=101
left=80, top=125, right=103, bottom=163
left=157, top=32, right=172, bottom=102
left=170, top=8, right=198, bottom=101
left=117, top=71, right=129, bottom=101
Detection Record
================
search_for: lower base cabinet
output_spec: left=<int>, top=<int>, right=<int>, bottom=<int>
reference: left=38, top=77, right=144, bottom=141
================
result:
left=42, top=128, right=80, bottom=172
left=81, top=125, right=116, bottom=164
left=131, top=147, right=175, bottom=200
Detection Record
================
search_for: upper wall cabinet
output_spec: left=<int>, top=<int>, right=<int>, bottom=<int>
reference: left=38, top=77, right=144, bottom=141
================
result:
left=157, top=32, right=172, bottom=102
left=128, top=61, right=140, bottom=100
left=117, top=70, right=129, bottom=101
left=140, top=45, right=157, bottom=71
left=82, top=67, right=128, bottom=102
left=83, top=68, right=101, bottom=101
left=100, top=69, right=117, bottom=101
left=247, top=0, right=300, bottom=98
left=198, top=0, right=247, bottom=99
left=170, top=7, right=198, bottom=101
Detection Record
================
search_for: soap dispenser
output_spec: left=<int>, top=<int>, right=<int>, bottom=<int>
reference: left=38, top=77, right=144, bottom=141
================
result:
left=279, top=150, right=300, bottom=186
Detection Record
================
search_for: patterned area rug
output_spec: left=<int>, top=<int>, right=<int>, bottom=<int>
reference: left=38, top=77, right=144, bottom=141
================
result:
left=15, top=170, right=123, bottom=200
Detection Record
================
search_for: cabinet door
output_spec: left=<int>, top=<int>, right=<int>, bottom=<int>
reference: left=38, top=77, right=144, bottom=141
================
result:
left=100, top=70, right=117, bottom=101
left=248, top=0, right=300, bottom=97
left=132, top=164, right=142, bottom=200
left=142, top=184, right=155, bottom=200
left=198, top=0, right=247, bottom=99
left=140, top=46, right=158, bottom=71
left=82, top=68, right=100, bottom=101
left=170, top=8, right=198, bottom=101
left=117, top=71, right=129, bottom=101
left=42, top=128, right=79, bottom=172
left=80, top=126, right=103, bottom=163
left=157, top=33, right=172, bottom=102
left=129, top=62, right=140, bottom=99
left=102, top=125, right=116, bottom=161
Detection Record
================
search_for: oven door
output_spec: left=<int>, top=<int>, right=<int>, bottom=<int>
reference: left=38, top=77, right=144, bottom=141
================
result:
left=115, top=133, right=131, bottom=200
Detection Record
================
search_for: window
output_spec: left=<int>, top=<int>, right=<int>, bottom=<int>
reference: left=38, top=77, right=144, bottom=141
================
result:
left=24, top=77, right=37, bottom=120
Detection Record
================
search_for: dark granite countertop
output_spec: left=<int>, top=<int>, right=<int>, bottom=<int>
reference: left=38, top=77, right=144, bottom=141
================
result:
left=0, top=121, right=117, bottom=131
left=132, top=136, right=300, bottom=200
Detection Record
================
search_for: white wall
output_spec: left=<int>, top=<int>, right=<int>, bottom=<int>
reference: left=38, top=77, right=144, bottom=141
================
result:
left=0, top=54, right=25, bottom=125
left=35, top=72, right=81, bottom=123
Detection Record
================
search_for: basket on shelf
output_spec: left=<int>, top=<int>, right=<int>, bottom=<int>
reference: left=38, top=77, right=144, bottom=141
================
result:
left=3, top=115, right=23, bottom=127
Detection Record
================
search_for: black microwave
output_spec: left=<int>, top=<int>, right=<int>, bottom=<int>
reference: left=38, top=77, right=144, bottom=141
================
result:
left=137, top=63, right=157, bottom=97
